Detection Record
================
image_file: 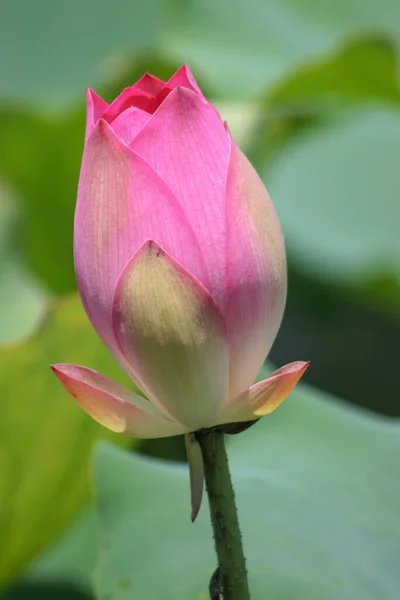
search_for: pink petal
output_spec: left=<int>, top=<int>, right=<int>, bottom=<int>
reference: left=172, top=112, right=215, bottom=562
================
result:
left=151, top=65, right=206, bottom=108
left=222, top=362, right=310, bottom=424
left=85, top=89, right=108, bottom=140
left=132, top=87, right=230, bottom=310
left=51, top=364, right=187, bottom=438
left=112, top=241, right=229, bottom=430
left=225, top=142, right=287, bottom=399
left=156, top=64, right=205, bottom=103
left=75, top=119, right=209, bottom=380
left=167, top=65, right=203, bottom=94
left=132, top=72, right=165, bottom=95
left=109, top=107, right=150, bottom=145
left=185, top=433, right=204, bottom=522
left=103, top=87, right=156, bottom=121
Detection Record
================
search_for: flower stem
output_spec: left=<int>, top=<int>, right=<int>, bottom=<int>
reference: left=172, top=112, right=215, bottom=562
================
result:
left=196, top=428, right=251, bottom=599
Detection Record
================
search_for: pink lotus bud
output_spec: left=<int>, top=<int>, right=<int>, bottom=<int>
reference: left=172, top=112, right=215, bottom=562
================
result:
left=52, top=65, right=308, bottom=438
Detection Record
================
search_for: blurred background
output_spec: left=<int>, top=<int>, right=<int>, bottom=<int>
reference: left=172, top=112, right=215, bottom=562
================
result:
left=0, top=0, right=399, bottom=598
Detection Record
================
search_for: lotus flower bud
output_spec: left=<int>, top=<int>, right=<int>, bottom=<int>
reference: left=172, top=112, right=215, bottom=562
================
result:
left=52, top=65, right=308, bottom=438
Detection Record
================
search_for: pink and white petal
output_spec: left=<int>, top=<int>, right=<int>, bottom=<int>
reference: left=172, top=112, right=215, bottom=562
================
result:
left=222, top=362, right=309, bottom=424
left=132, top=87, right=230, bottom=310
left=132, top=73, right=165, bottom=95
left=112, top=241, right=229, bottom=431
left=225, top=141, right=287, bottom=399
left=75, top=119, right=209, bottom=379
left=85, top=89, right=108, bottom=140
left=185, top=433, right=204, bottom=522
left=109, top=107, right=150, bottom=145
left=51, top=364, right=187, bottom=438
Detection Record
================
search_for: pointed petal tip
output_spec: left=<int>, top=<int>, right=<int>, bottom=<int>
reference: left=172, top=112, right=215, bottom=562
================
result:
left=168, top=85, right=197, bottom=101
left=120, top=239, right=213, bottom=306
left=112, top=240, right=170, bottom=282
left=141, top=238, right=164, bottom=254
left=191, top=497, right=201, bottom=522
left=86, top=88, right=108, bottom=117
left=191, top=506, right=201, bottom=523
left=96, top=117, right=111, bottom=134
left=88, top=116, right=110, bottom=140
left=50, top=363, right=74, bottom=385
left=86, top=88, right=105, bottom=105
left=86, top=87, right=99, bottom=100
left=179, top=63, right=195, bottom=79
left=223, top=360, right=309, bottom=423
left=169, top=84, right=209, bottom=107
left=51, top=363, right=187, bottom=438
left=167, top=64, right=204, bottom=97
left=282, top=360, right=310, bottom=375
left=50, top=363, right=61, bottom=378
left=252, top=360, right=310, bottom=417
left=50, top=363, right=73, bottom=378
left=92, top=116, right=134, bottom=153
left=131, top=72, right=165, bottom=95
left=85, top=89, right=109, bottom=140
left=153, top=82, right=207, bottom=112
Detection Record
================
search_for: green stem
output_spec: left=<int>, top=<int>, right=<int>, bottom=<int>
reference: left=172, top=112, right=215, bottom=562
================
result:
left=196, top=428, right=251, bottom=600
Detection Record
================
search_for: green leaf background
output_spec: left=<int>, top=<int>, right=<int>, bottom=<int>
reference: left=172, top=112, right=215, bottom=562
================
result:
left=93, top=380, right=400, bottom=599
left=0, top=0, right=399, bottom=597
left=0, top=295, right=134, bottom=589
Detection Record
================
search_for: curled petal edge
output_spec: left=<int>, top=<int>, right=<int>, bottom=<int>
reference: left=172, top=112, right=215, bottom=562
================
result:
left=221, top=361, right=310, bottom=424
left=50, top=364, right=187, bottom=439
